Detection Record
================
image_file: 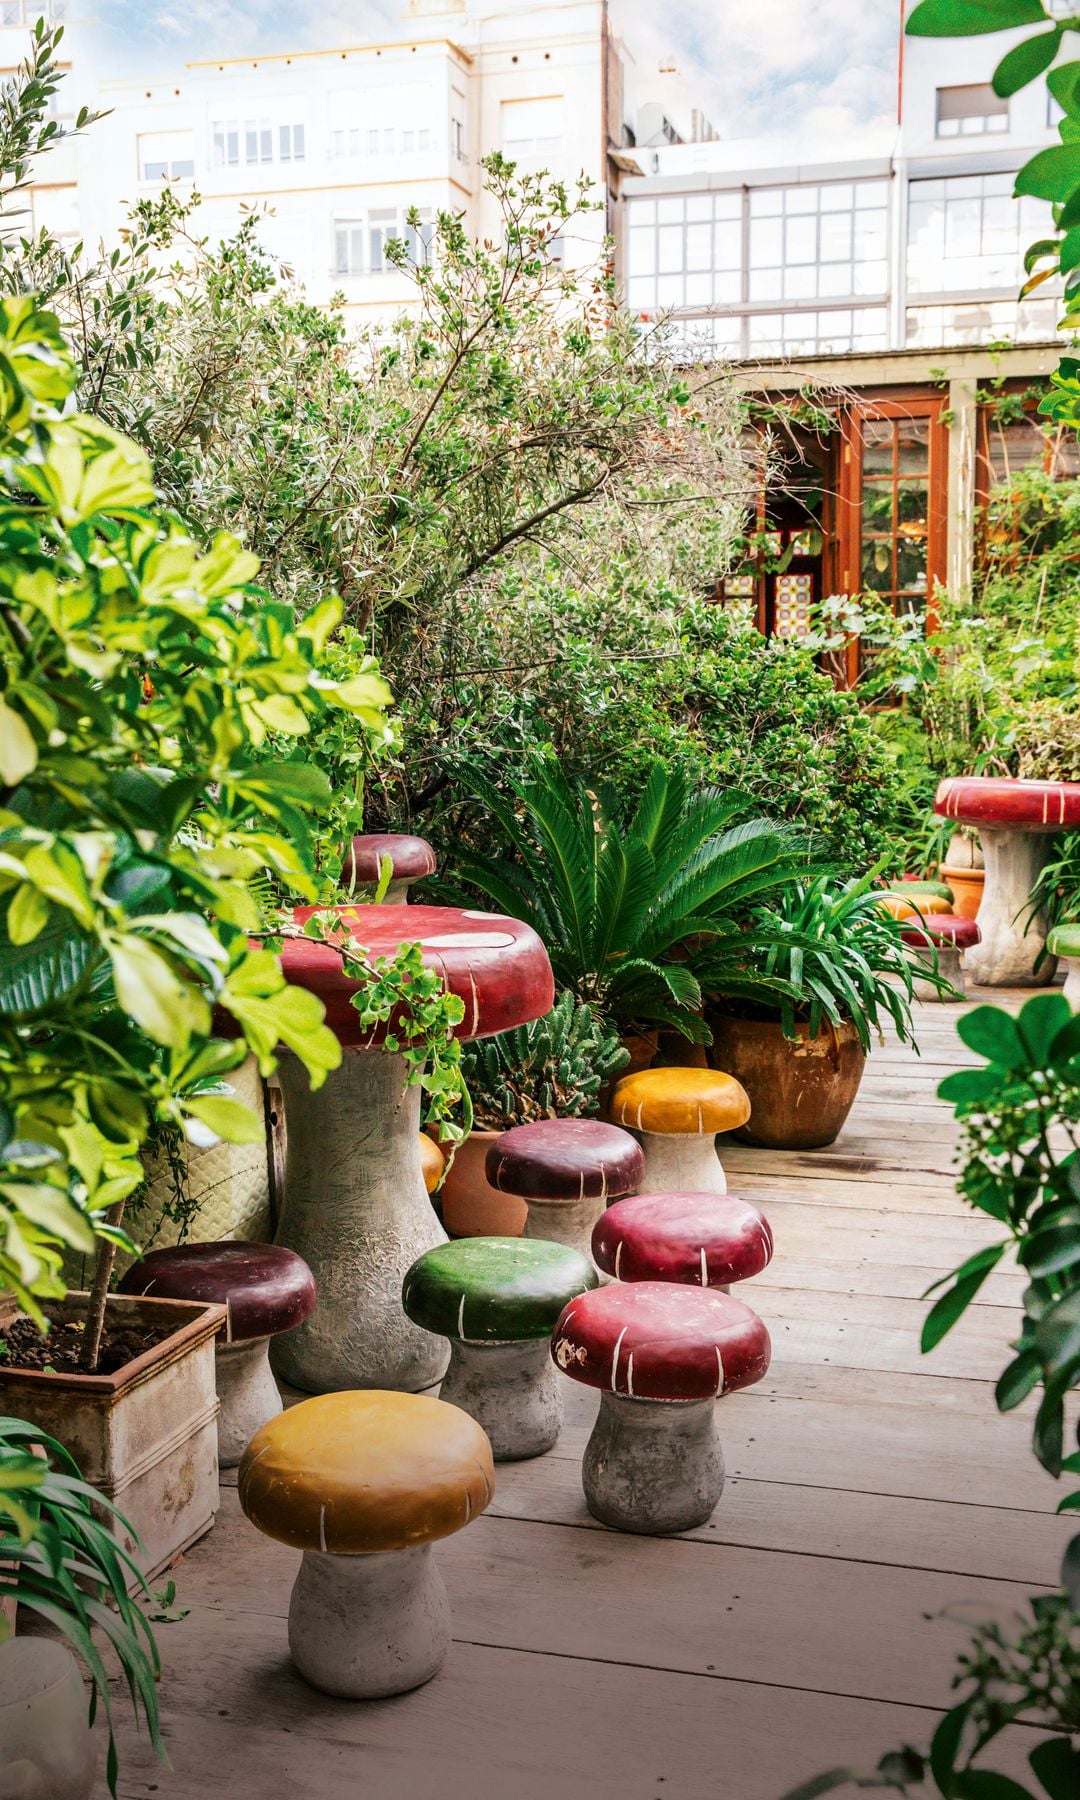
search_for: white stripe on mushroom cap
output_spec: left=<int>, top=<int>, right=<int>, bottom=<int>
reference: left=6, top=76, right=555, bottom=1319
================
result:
left=610, top=1324, right=629, bottom=1392
left=699, top=1246, right=708, bottom=1286
left=715, top=1344, right=725, bottom=1396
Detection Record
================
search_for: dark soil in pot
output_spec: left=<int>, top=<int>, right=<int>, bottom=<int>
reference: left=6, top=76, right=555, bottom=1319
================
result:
left=706, top=1009, right=866, bottom=1150
left=1, top=1314, right=176, bottom=1375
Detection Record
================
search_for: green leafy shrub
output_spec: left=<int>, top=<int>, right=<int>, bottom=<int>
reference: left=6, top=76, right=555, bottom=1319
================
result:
left=440, top=753, right=810, bottom=1041
left=461, top=991, right=629, bottom=1131
left=0, top=293, right=394, bottom=1328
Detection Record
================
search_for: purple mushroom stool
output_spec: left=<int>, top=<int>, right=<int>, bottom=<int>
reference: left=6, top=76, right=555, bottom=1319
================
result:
left=120, top=1241, right=316, bottom=1466
left=341, top=833, right=437, bottom=903
left=485, top=1119, right=645, bottom=1260
left=592, top=1192, right=773, bottom=1294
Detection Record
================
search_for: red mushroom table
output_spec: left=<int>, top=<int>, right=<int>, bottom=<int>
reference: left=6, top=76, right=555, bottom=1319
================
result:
left=272, top=905, right=553, bottom=1394
left=935, top=777, right=1080, bottom=985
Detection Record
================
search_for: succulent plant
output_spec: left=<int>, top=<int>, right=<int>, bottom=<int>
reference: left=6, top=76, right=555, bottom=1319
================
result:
left=461, top=991, right=629, bottom=1132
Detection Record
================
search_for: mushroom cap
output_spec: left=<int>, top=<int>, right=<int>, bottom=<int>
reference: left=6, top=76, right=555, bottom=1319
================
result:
left=877, top=892, right=952, bottom=921
left=551, top=1281, right=771, bottom=1401
left=402, top=1236, right=597, bottom=1342
left=592, top=1193, right=774, bottom=1287
left=118, top=1241, right=316, bottom=1342
left=486, top=1119, right=645, bottom=1201
left=610, top=1068, right=751, bottom=1137
left=280, top=905, right=554, bottom=1047
left=935, top=776, right=1080, bottom=834
left=899, top=914, right=981, bottom=950
left=420, top=1133, right=445, bottom=1195
left=1048, top=922, right=1080, bottom=958
left=237, top=1390, right=494, bottom=1554
left=342, top=833, right=437, bottom=886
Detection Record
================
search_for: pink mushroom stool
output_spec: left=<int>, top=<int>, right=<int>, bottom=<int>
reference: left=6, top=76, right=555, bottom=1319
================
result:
left=341, top=833, right=437, bottom=903
left=273, top=905, right=553, bottom=1394
left=119, top=1241, right=316, bottom=1466
left=592, top=1192, right=773, bottom=1293
left=899, top=912, right=981, bottom=1002
left=935, top=777, right=1080, bottom=985
left=551, top=1282, right=771, bottom=1533
left=485, top=1119, right=645, bottom=1260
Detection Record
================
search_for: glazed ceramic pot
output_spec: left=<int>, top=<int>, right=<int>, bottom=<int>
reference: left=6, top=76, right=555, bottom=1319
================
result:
left=707, top=1013, right=866, bottom=1150
left=0, top=1638, right=96, bottom=1799
left=437, top=1131, right=527, bottom=1238
left=939, top=862, right=985, bottom=922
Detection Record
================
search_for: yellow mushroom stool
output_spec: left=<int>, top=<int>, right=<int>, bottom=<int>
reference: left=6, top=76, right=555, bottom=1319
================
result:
left=610, top=1068, right=751, bottom=1195
left=238, top=1390, right=494, bottom=1698
left=419, top=1133, right=445, bottom=1196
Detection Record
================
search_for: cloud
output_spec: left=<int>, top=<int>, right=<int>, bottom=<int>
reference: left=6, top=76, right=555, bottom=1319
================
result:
left=87, top=0, right=899, bottom=137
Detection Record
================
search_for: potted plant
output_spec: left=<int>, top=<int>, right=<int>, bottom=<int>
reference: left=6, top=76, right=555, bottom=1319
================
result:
left=940, top=825, right=985, bottom=919
left=704, top=873, right=945, bottom=1149
left=0, top=1414, right=165, bottom=1796
left=443, top=753, right=811, bottom=1047
left=0, top=298, right=393, bottom=1568
left=442, top=991, right=630, bottom=1236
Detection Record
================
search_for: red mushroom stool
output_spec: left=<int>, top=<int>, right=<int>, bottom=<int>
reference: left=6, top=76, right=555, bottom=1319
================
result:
left=485, top=1119, right=645, bottom=1260
left=609, top=1067, right=751, bottom=1194
left=119, top=1241, right=316, bottom=1467
left=900, top=913, right=981, bottom=1003
left=273, top=905, right=553, bottom=1394
left=341, top=833, right=437, bottom=903
left=935, top=777, right=1080, bottom=985
left=239, top=1392, right=494, bottom=1697
left=551, top=1282, right=771, bottom=1534
left=592, top=1192, right=773, bottom=1293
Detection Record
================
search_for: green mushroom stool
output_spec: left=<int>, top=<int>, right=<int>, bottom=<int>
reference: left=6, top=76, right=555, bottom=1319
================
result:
left=402, top=1237, right=597, bottom=1461
left=1048, top=922, right=1080, bottom=1009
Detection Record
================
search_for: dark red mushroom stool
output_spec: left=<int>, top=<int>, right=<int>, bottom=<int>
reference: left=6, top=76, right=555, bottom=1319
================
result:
left=485, top=1119, right=645, bottom=1261
left=341, top=833, right=437, bottom=903
left=274, top=905, right=553, bottom=1394
left=120, top=1242, right=316, bottom=1467
left=551, top=1282, right=771, bottom=1534
left=935, top=776, right=1080, bottom=985
left=592, top=1192, right=773, bottom=1293
left=899, top=913, right=981, bottom=1003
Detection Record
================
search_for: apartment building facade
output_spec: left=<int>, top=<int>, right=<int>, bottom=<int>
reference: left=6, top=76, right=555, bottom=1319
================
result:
left=620, top=5, right=1073, bottom=653
left=75, top=0, right=708, bottom=317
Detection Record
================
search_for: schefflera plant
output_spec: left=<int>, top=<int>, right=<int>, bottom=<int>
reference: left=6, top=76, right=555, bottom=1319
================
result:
left=0, top=295, right=395, bottom=1349
left=460, top=990, right=629, bottom=1131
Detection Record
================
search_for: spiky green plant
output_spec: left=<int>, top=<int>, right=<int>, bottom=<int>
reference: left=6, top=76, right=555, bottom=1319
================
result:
left=461, top=991, right=629, bottom=1130
left=0, top=1415, right=164, bottom=1796
left=441, top=753, right=814, bottom=1042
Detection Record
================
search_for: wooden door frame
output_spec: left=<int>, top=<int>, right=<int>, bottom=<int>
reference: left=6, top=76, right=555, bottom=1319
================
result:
left=836, top=388, right=949, bottom=687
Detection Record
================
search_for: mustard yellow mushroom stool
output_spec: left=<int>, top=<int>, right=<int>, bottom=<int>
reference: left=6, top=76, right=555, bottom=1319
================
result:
left=238, top=1390, right=494, bottom=1698
left=610, top=1068, right=751, bottom=1195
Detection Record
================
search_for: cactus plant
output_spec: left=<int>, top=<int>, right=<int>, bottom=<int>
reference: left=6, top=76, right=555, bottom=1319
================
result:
left=461, top=992, right=629, bottom=1132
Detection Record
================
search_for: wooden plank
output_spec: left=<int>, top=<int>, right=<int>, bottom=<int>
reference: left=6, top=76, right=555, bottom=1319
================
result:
left=181, top=1493, right=1043, bottom=1714
left=110, top=1624, right=1028, bottom=1800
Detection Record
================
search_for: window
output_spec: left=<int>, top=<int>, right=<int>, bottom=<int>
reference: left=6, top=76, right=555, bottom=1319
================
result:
left=2, top=0, right=65, bottom=20
left=500, top=96, right=563, bottom=159
left=451, top=88, right=466, bottom=162
left=333, top=219, right=364, bottom=276
left=368, top=208, right=398, bottom=273
left=936, top=84, right=1008, bottom=137
left=748, top=181, right=888, bottom=305
left=279, top=123, right=304, bottom=163
left=138, top=130, right=195, bottom=182
left=907, top=173, right=1052, bottom=300
left=211, top=117, right=303, bottom=169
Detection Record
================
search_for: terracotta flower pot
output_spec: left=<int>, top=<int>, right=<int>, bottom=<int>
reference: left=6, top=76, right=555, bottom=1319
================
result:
left=707, top=1013, right=866, bottom=1150
left=940, top=862, right=985, bottom=922
left=437, top=1130, right=527, bottom=1238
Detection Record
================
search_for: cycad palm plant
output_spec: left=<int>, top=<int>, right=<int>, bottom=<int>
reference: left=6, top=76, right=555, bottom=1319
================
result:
left=444, top=754, right=813, bottom=1040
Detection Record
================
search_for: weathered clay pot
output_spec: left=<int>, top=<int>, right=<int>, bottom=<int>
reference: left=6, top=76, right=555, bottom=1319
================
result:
left=706, top=1013, right=866, bottom=1150
left=436, top=1130, right=527, bottom=1238
left=940, top=862, right=985, bottom=922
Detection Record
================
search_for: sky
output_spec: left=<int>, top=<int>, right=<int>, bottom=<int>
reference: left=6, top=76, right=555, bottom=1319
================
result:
left=87, top=0, right=901, bottom=141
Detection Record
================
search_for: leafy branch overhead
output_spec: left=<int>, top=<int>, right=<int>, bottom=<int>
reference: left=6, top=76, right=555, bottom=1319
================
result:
left=908, top=1, right=1080, bottom=420
left=0, top=291, right=395, bottom=1321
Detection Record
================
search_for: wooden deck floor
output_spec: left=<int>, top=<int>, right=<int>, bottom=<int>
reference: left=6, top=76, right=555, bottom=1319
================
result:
left=111, top=989, right=1069, bottom=1799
